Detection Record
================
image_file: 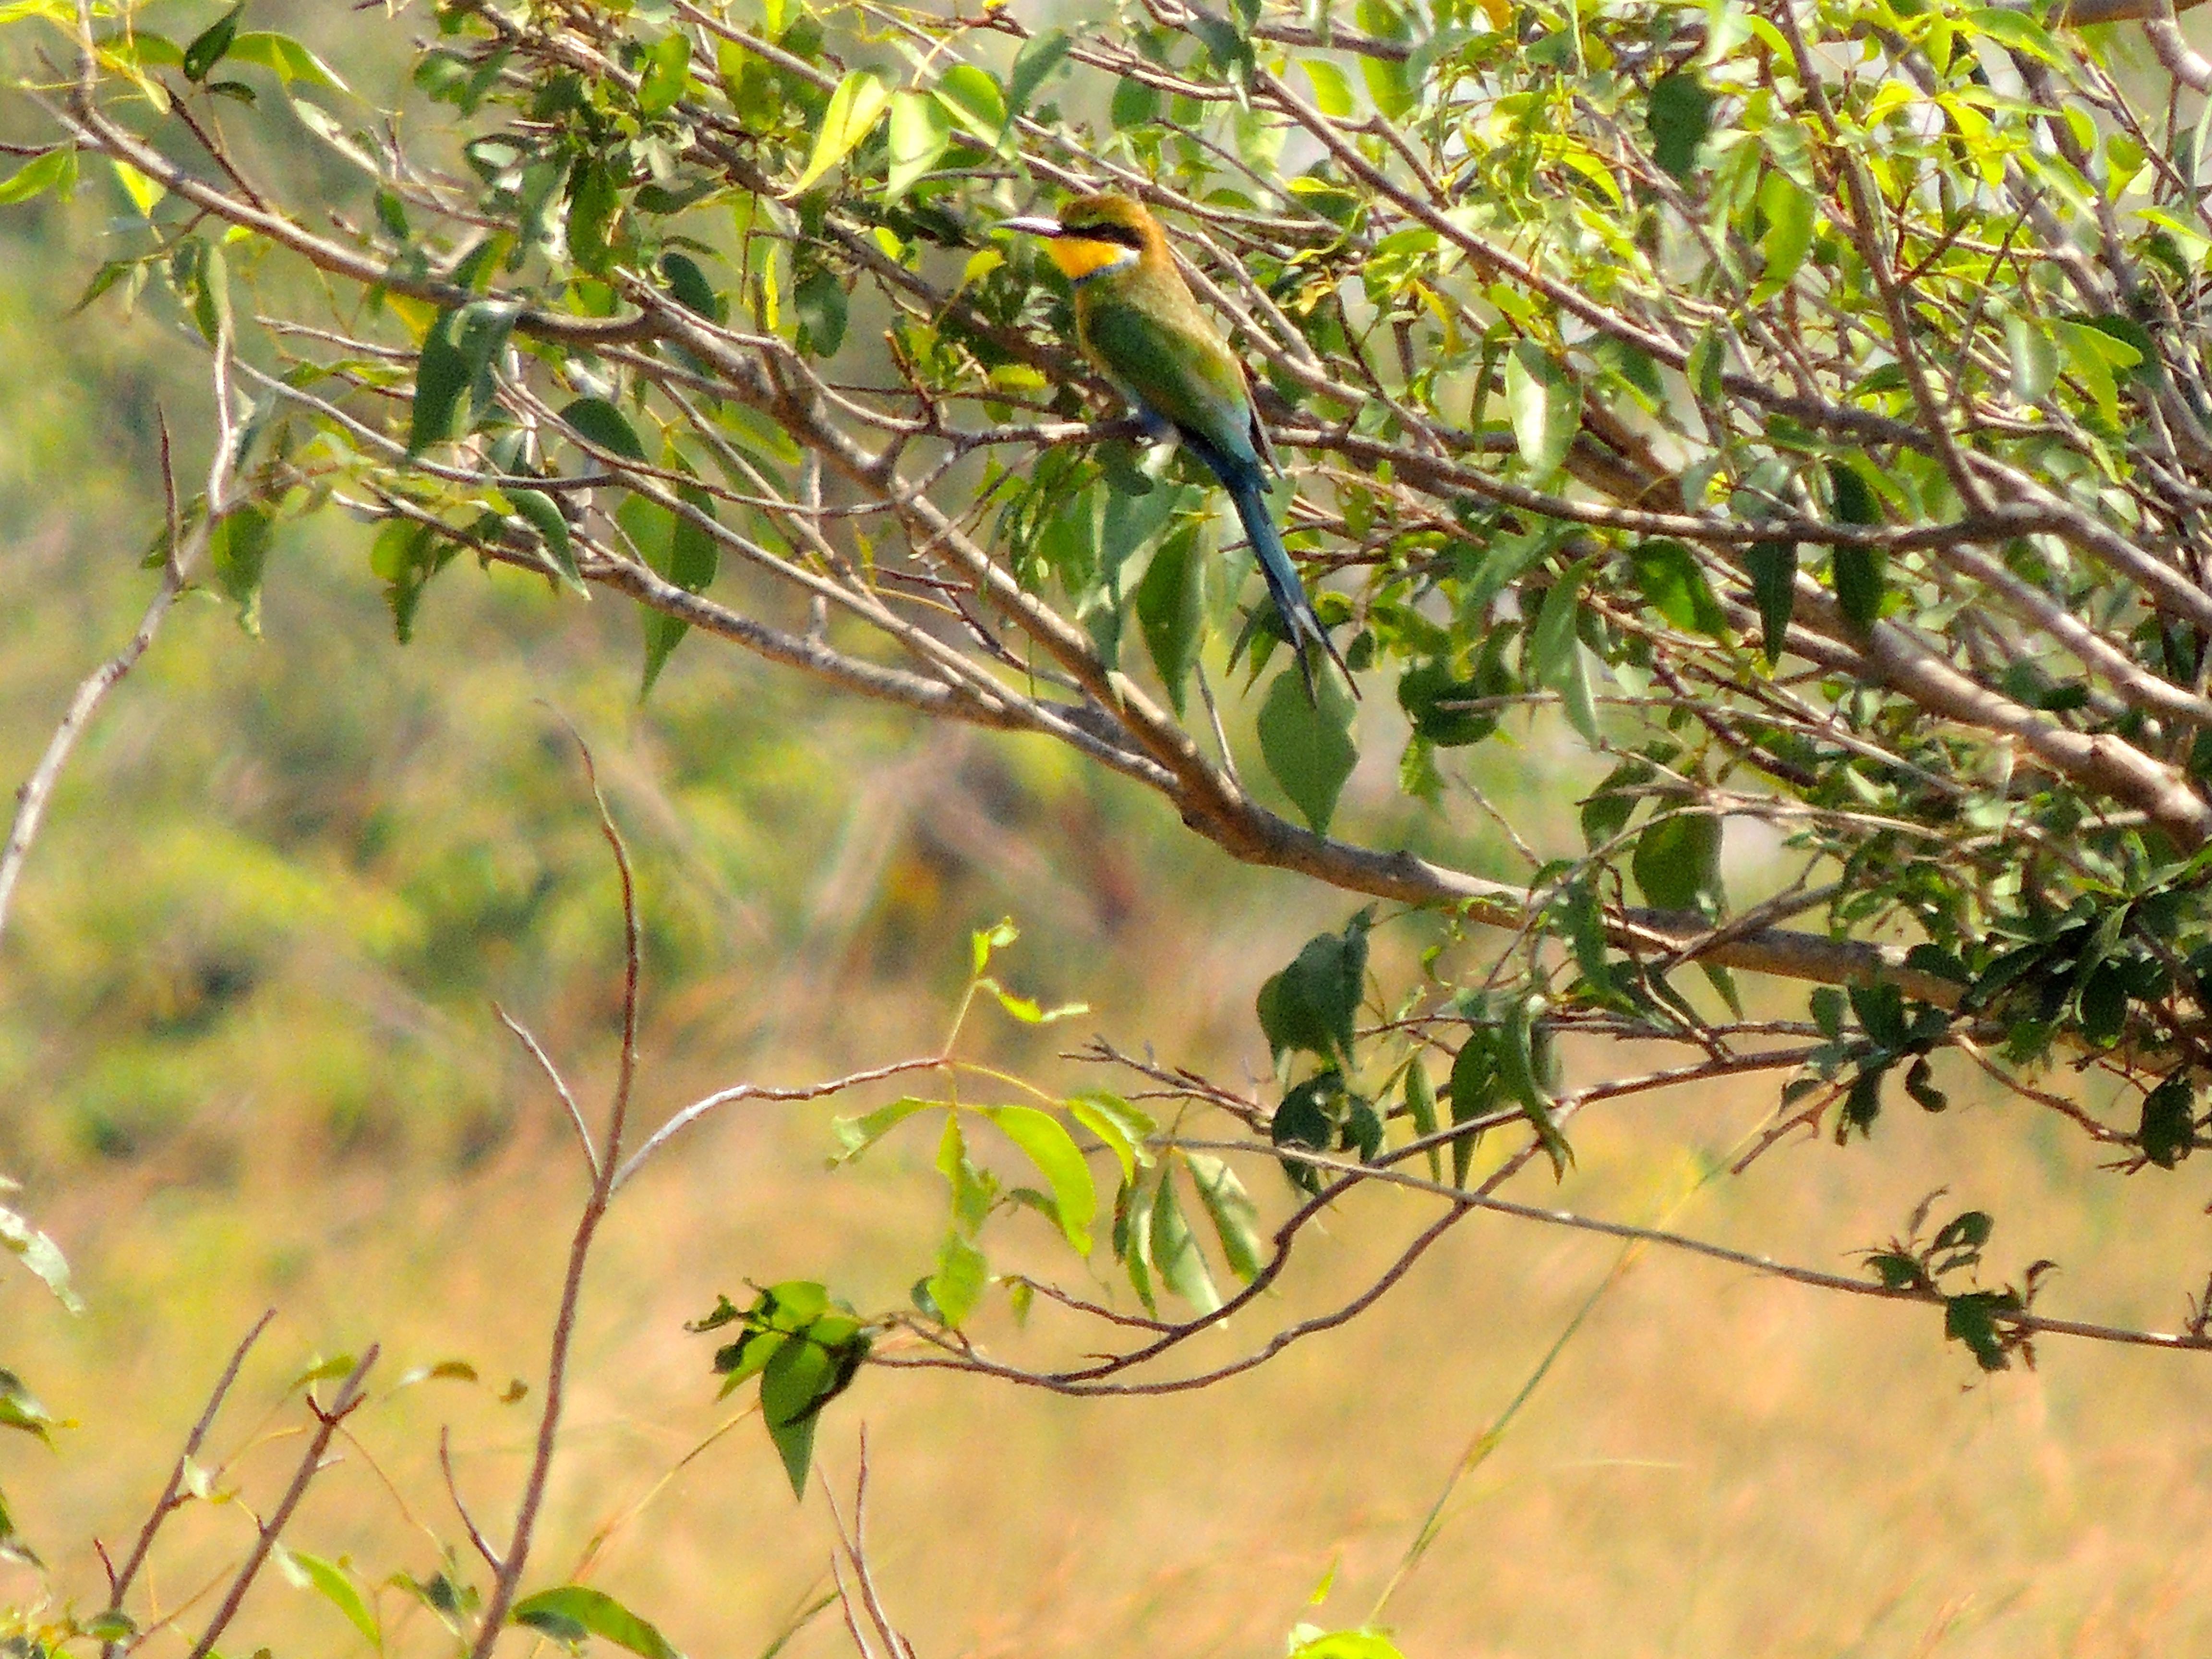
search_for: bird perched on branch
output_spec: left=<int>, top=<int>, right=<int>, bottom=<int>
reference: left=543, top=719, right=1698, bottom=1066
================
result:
left=998, top=192, right=1352, bottom=703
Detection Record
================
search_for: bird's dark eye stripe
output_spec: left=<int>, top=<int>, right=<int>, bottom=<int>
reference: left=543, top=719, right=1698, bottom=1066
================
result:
left=1062, top=221, right=1145, bottom=248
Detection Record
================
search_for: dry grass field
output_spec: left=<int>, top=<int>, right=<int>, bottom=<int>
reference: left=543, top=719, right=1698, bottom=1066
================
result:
left=9, top=836, right=2212, bottom=1659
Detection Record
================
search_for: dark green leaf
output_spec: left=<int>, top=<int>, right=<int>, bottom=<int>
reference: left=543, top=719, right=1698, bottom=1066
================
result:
left=1629, top=540, right=1728, bottom=639
left=793, top=267, right=847, bottom=358
left=1631, top=809, right=1722, bottom=914
left=410, top=301, right=519, bottom=455
left=561, top=397, right=647, bottom=462
left=1647, top=71, right=1713, bottom=180
left=660, top=252, right=721, bottom=320
left=208, top=505, right=274, bottom=635
left=1257, top=666, right=1358, bottom=834
left=1744, top=539, right=1796, bottom=666
left=183, top=3, right=245, bottom=82
left=1136, top=525, right=1204, bottom=714
left=1255, top=911, right=1371, bottom=1063
left=508, top=489, right=583, bottom=594
left=1446, top=1030, right=1496, bottom=1186
left=1271, top=1072, right=1337, bottom=1194
left=640, top=485, right=719, bottom=694
left=2141, top=1075, right=2196, bottom=1167
left=1007, top=28, right=1071, bottom=114
left=512, top=1588, right=681, bottom=1659
left=1402, top=1062, right=1442, bottom=1181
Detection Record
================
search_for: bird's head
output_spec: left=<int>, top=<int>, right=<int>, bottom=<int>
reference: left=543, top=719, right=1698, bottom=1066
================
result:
left=998, top=192, right=1166, bottom=284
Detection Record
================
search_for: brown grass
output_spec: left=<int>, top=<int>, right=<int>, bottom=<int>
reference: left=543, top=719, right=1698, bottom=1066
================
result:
left=10, top=992, right=2212, bottom=1659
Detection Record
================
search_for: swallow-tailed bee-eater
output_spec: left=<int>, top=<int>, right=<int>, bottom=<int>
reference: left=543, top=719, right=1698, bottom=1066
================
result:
left=998, top=192, right=1352, bottom=703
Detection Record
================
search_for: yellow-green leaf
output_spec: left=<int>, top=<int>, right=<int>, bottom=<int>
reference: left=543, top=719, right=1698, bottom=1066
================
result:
left=783, top=71, right=890, bottom=197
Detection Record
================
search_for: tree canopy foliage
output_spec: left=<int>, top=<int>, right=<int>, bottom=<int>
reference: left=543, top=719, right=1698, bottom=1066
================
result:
left=13, top=0, right=2212, bottom=1646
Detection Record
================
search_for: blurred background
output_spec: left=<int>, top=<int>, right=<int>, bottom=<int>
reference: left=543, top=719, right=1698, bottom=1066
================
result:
left=8, top=6, right=2212, bottom=1657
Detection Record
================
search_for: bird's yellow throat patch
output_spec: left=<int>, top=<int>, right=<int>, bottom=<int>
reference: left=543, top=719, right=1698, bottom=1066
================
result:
left=1043, top=237, right=1137, bottom=282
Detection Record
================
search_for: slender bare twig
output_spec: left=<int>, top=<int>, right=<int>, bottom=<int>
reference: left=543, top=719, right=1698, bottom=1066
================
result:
left=98, top=1309, right=276, bottom=1655
left=496, top=1004, right=598, bottom=1177
left=612, top=1056, right=950, bottom=1191
left=183, top=1346, right=379, bottom=1659
left=0, top=402, right=222, bottom=949
left=441, top=1426, right=505, bottom=1575
left=468, top=723, right=645, bottom=1659
left=820, top=1431, right=914, bottom=1659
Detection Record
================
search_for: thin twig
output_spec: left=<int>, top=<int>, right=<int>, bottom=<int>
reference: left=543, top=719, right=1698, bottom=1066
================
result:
left=100, top=1309, right=276, bottom=1657
left=441, top=1426, right=505, bottom=1575
left=496, top=1004, right=598, bottom=1177
left=0, top=411, right=214, bottom=949
left=183, top=1347, right=379, bottom=1659
left=468, top=721, right=646, bottom=1659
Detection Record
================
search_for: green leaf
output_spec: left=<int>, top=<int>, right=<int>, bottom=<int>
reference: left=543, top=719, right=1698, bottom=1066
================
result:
left=1182, top=1152, right=1264, bottom=1280
left=1255, top=911, right=1371, bottom=1063
left=281, top=1550, right=381, bottom=1648
left=2141, top=1075, right=2196, bottom=1167
left=1354, top=0, right=1414, bottom=116
left=1832, top=545, right=1885, bottom=633
left=1148, top=1169, right=1220, bottom=1312
left=1646, top=71, right=1713, bottom=180
left=1529, top=556, right=1600, bottom=743
left=885, top=90, right=950, bottom=199
left=981, top=1106, right=1096, bottom=1255
left=512, top=1588, right=681, bottom=1659
left=1068, top=1089, right=1155, bottom=1180
left=1754, top=169, right=1816, bottom=297
left=1007, top=27, right=1071, bottom=114
left=1446, top=1032, right=1495, bottom=1186
left=640, top=484, right=719, bottom=692
left=1258, top=666, right=1358, bottom=834
left=1109, top=75, right=1159, bottom=128
left=2056, top=319, right=2130, bottom=426
left=637, top=31, right=691, bottom=116
left=182, top=2, right=243, bottom=82
left=926, top=1229, right=988, bottom=1329
left=830, top=1097, right=939, bottom=1163
left=1503, top=341, right=1578, bottom=478
left=208, top=505, right=274, bottom=635
left=1301, top=58, right=1356, bottom=117
left=226, top=31, right=348, bottom=90
left=0, top=147, right=75, bottom=205
left=1403, top=1062, right=1442, bottom=1181
left=409, top=300, right=519, bottom=455
left=508, top=489, right=583, bottom=595
left=1289, top=1631, right=1407, bottom=1659
left=561, top=397, right=647, bottom=462
left=792, top=266, right=847, bottom=358
left=2006, top=314, right=2057, bottom=404
left=934, top=64, right=1007, bottom=140
left=0, top=1371, right=57, bottom=1444
left=1114, top=1175, right=1158, bottom=1313
left=660, top=251, right=721, bottom=320
left=1744, top=539, right=1796, bottom=666
left=1271, top=1073, right=1336, bottom=1194
left=1136, top=524, right=1204, bottom=713
left=1632, top=809, right=1723, bottom=914
left=785, top=71, right=890, bottom=196
left=566, top=161, right=620, bottom=273
left=0, top=1202, right=82, bottom=1314
left=1629, top=540, right=1727, bottom=639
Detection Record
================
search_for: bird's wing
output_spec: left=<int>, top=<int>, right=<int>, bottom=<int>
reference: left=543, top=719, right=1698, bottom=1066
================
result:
left=1080, top=291, right=1262, bottom=475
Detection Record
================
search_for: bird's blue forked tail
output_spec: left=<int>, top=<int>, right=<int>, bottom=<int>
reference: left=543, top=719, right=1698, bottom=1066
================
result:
left=1225, top=470, right=1355, bottom=707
